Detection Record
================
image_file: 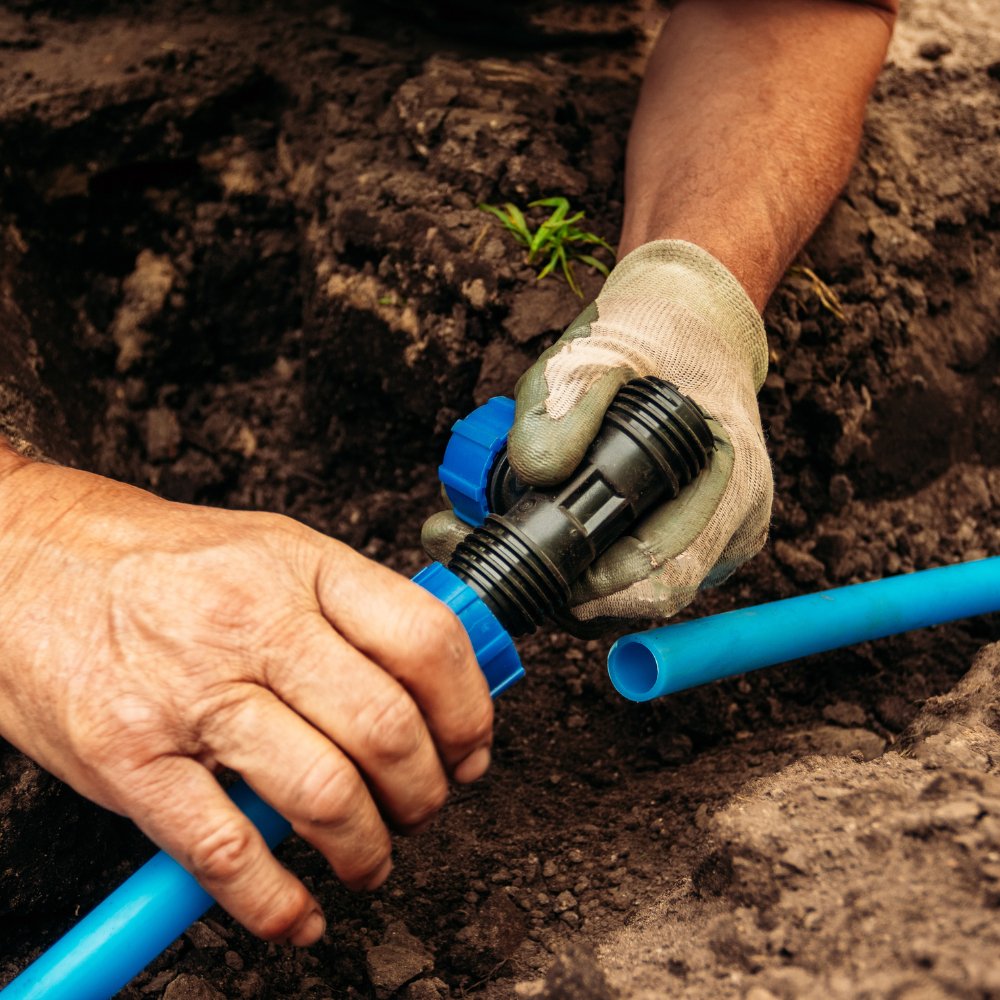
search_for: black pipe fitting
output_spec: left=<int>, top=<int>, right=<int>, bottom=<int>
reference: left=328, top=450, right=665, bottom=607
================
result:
left=447, top=377, right=715, bottom=636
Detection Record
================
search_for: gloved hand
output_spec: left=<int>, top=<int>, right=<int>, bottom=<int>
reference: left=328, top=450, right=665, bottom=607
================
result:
left=423, top=239, right=772, bottom=623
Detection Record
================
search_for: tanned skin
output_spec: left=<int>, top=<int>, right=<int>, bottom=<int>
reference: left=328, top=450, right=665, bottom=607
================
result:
left=621, top=0, right=898, bottom=309
left=0, top=0, right=896, bottom=946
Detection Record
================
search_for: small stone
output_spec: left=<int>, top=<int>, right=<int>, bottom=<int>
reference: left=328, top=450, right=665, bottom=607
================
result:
left=162, top=974, right=225, bottom=1000
left=274, top=355, right=295, bottom=381
left=141, top=970, right=176, bottom=994
left=185, top=920, right=227, bottom=950
left=405, top=978, right=448, bottom=999
left=542, top=860, right=559, bottom=878
left=566, top=849, right=584, bottom=865
left=560, top=910, right=580, bottom=927
left=608, top=888, right=633, bottom=911
left=224, top=951, right=243, bottom=971
left=234, top=424, right=257, bottom=459
left=774, top=540, right=825, bottom=585
left=515, top=980, right=546, bottom=998
left=553, top=891, right=577, bottom=913
left=364, top=921, right=434, bottom=1000
left=112, top=250, right=177, bottom=371
left=461, top=277, right=489, bottom=310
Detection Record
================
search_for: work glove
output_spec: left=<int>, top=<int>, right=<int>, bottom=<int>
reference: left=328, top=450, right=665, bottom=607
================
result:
left=422, top=239, right=772, bottom=624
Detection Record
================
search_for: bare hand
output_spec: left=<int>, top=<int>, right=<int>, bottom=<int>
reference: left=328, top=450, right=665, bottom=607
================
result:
left=0, top=449, right=493, bottom=945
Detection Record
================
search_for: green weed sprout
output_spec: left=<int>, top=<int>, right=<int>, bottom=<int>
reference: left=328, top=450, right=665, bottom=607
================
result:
left=478, top=197, right=615, bottom=297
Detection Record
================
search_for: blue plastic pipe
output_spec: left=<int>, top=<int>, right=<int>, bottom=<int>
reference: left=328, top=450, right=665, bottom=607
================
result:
left=0, top=563, right=520, bottom=1000
left=0, top=783, right=290, bottom=1000
left=609, top=557, right=1000, bottom=702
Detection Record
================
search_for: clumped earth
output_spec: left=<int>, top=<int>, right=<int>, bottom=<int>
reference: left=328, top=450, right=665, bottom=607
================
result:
left=0, top=2, right=998, bottom=998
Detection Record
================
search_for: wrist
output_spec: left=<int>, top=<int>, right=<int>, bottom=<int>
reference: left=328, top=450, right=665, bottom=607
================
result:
left=597, top=240, right=769, bottom=393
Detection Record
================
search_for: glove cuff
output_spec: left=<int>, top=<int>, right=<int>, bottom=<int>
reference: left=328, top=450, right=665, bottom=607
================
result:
left=599, top=240, right=768, bottom=393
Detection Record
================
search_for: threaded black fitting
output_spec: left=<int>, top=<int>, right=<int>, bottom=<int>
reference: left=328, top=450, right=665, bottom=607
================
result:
left=448, top=377, right=714, bottom=636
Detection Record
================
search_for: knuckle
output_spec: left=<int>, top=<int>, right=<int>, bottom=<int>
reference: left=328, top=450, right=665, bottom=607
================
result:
left=71, top=695, right=168, bottom=775
left=399, top=775, right=448, bottom=829
left=187, top=819, right=256, bottom=886
left=423, top=777, right=449, bottom=816
left=409, top=600, right=470, bottom=669
left=362, top=691, right=426, bottom=764
left=190, top=687, right=256, bottom=747
left=296, top=755, right=364, bottom=827
left=199, top=579, right=260, bottom=634
left=460, top=699, right=494, bottom=750
left=338, top=833, right=392, bottom=886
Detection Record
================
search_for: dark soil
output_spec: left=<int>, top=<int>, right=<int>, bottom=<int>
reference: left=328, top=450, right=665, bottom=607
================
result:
left=0, top=2, right=998, bottom=998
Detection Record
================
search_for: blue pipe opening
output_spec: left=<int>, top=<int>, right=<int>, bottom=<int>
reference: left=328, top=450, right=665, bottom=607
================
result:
left=608, top=556, right=1000, bottom=702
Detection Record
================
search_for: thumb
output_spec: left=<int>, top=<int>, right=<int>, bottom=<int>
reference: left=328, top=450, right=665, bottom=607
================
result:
left=421, top=510, right=473, bottom=564
left=508, top=303, right=636, bottom=486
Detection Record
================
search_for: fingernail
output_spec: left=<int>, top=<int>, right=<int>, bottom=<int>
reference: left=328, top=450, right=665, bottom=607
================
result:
left=365, top=857, right=393, bottom=891
left=290, top=909, right=326, bottom=947
left=454, top=745, right=491, bottom=784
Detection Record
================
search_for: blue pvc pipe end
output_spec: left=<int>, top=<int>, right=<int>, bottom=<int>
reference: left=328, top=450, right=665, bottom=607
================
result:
left=609, top=557, right=1000, bottom=702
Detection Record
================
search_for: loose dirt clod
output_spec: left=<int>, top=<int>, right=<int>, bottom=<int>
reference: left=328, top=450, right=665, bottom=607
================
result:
left=365, top=922, right=435, bottom=999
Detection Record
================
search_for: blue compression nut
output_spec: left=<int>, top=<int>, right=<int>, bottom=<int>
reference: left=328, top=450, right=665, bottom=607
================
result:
left=413, top=561, right=523, bottom=696
left=437, top=396, right=515, bottom=526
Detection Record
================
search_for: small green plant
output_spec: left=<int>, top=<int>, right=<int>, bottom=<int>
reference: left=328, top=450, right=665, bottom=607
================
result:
left=479, top=197, right=615, bottom=297
left=788, top=264, right=846, bottom=321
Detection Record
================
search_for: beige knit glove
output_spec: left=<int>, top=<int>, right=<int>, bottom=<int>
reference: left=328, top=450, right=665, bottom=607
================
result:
left=423, top=239, right=773, bottom=623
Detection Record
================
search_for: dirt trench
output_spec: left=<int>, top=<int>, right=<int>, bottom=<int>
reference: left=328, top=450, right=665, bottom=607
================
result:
left=0, top=1, right=998, bottom=998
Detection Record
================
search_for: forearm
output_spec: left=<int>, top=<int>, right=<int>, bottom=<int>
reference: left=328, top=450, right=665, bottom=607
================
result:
left=620, top=0, right=896, bottom=310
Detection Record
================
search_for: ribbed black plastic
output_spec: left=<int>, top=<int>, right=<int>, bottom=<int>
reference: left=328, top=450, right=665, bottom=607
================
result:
left=448, top=377, right=714, bottom=636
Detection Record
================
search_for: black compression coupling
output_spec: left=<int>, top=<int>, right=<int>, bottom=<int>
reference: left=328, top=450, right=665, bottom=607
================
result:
left=447, top=377, right=715, bottom=636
